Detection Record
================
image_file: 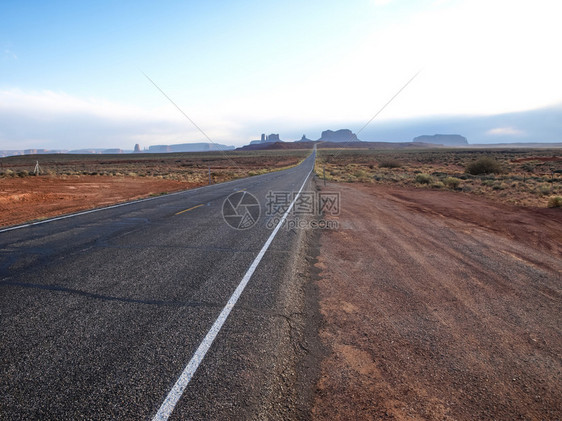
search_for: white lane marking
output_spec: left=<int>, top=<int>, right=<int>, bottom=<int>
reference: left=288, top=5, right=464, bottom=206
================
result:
left=152, top=166, right=314, bottom=421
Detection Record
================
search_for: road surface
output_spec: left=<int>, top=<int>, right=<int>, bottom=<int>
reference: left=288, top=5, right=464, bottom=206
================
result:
left=1, top=151, right=316, bottom=420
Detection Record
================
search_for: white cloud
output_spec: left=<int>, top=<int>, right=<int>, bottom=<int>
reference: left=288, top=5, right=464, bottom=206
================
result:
left=2, top=88, right=168, bottom=120
left=432, top=0, right=452, bottom=6
left=371, top=0, right=394, bottom=6
left=486, top=127, right=525, bottom=136
left=3, top=49, right=18, bottom=60
left=293, top=0, right=562, bottom=123
left=0, top=89, right=248, bottom=150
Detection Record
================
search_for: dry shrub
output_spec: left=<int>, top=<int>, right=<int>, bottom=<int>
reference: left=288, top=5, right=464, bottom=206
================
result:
left=443, top=177, right=461, bottom=189
left=547, top=196, right=562, bottom=208
left=538, top=184, right=551, bottom=195
left=379, top=159, right=402, bottom=169
left=415, top=173, right=432, bottom=184
left=466, top=157, right=503, bottom=175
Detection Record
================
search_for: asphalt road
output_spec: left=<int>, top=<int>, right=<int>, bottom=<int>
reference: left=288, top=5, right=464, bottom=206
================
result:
left=0, top=150, right=316, bottom=420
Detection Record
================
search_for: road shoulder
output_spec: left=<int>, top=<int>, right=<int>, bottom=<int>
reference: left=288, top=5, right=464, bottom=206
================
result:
left=253, top=177, right=327, bottom=420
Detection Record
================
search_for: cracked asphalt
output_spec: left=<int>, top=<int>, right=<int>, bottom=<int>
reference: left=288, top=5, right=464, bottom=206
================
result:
left=0, top=151, right=316, bottom=420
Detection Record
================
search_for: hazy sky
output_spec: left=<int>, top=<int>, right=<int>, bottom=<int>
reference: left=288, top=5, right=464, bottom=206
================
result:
left=1, top=0, right=561, bottom=149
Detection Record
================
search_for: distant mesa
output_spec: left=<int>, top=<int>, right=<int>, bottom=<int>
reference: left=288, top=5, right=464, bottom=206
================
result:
left=68, top=149, right=117, bottom=154
left=0, top=142, right=234, bottom=157
left=250, top=133, right=282, bottom=145
left=242, top=129, right=362, bottom=150
left=251, top=129, right=360, bottom=143
left=318, top=129, right=361, bottom=142
left=147, top=142, right=234, bottom=153
left=24, top=149, right=49, bottom=155
left=413, top=134, right=468, bottom=146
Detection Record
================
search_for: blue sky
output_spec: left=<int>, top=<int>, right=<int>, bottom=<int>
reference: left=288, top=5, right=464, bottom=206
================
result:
left=1, top=0, right=561, bottom=150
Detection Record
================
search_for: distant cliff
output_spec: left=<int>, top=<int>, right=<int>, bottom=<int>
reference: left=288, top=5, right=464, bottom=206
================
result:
left=413, top=134, right=468, bottom=146
left=319, top=129, right=361, bottom=142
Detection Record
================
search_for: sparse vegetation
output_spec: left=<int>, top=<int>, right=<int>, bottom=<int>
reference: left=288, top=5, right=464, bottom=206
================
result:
left=315, top=148, right=561, bottom=207
left=0, top=149, right=309, bottom=183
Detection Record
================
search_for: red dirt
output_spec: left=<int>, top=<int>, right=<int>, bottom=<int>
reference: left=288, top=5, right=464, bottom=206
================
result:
left=0, top=176, right=199, bottom=227
left=312, top=182, right=561, bottom=420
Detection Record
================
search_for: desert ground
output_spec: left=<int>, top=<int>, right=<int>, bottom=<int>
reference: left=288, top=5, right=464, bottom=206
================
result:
left=0, top=150, right=308, bottom=227
left=310, top=180, right=561, bottom=420
left=309, top=148, right=561, bottom=420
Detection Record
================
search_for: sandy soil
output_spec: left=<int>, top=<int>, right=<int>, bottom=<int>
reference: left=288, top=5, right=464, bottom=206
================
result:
left=0, top=176, right=198, bottom=227
left=311, top=182, right=561, bottom=420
